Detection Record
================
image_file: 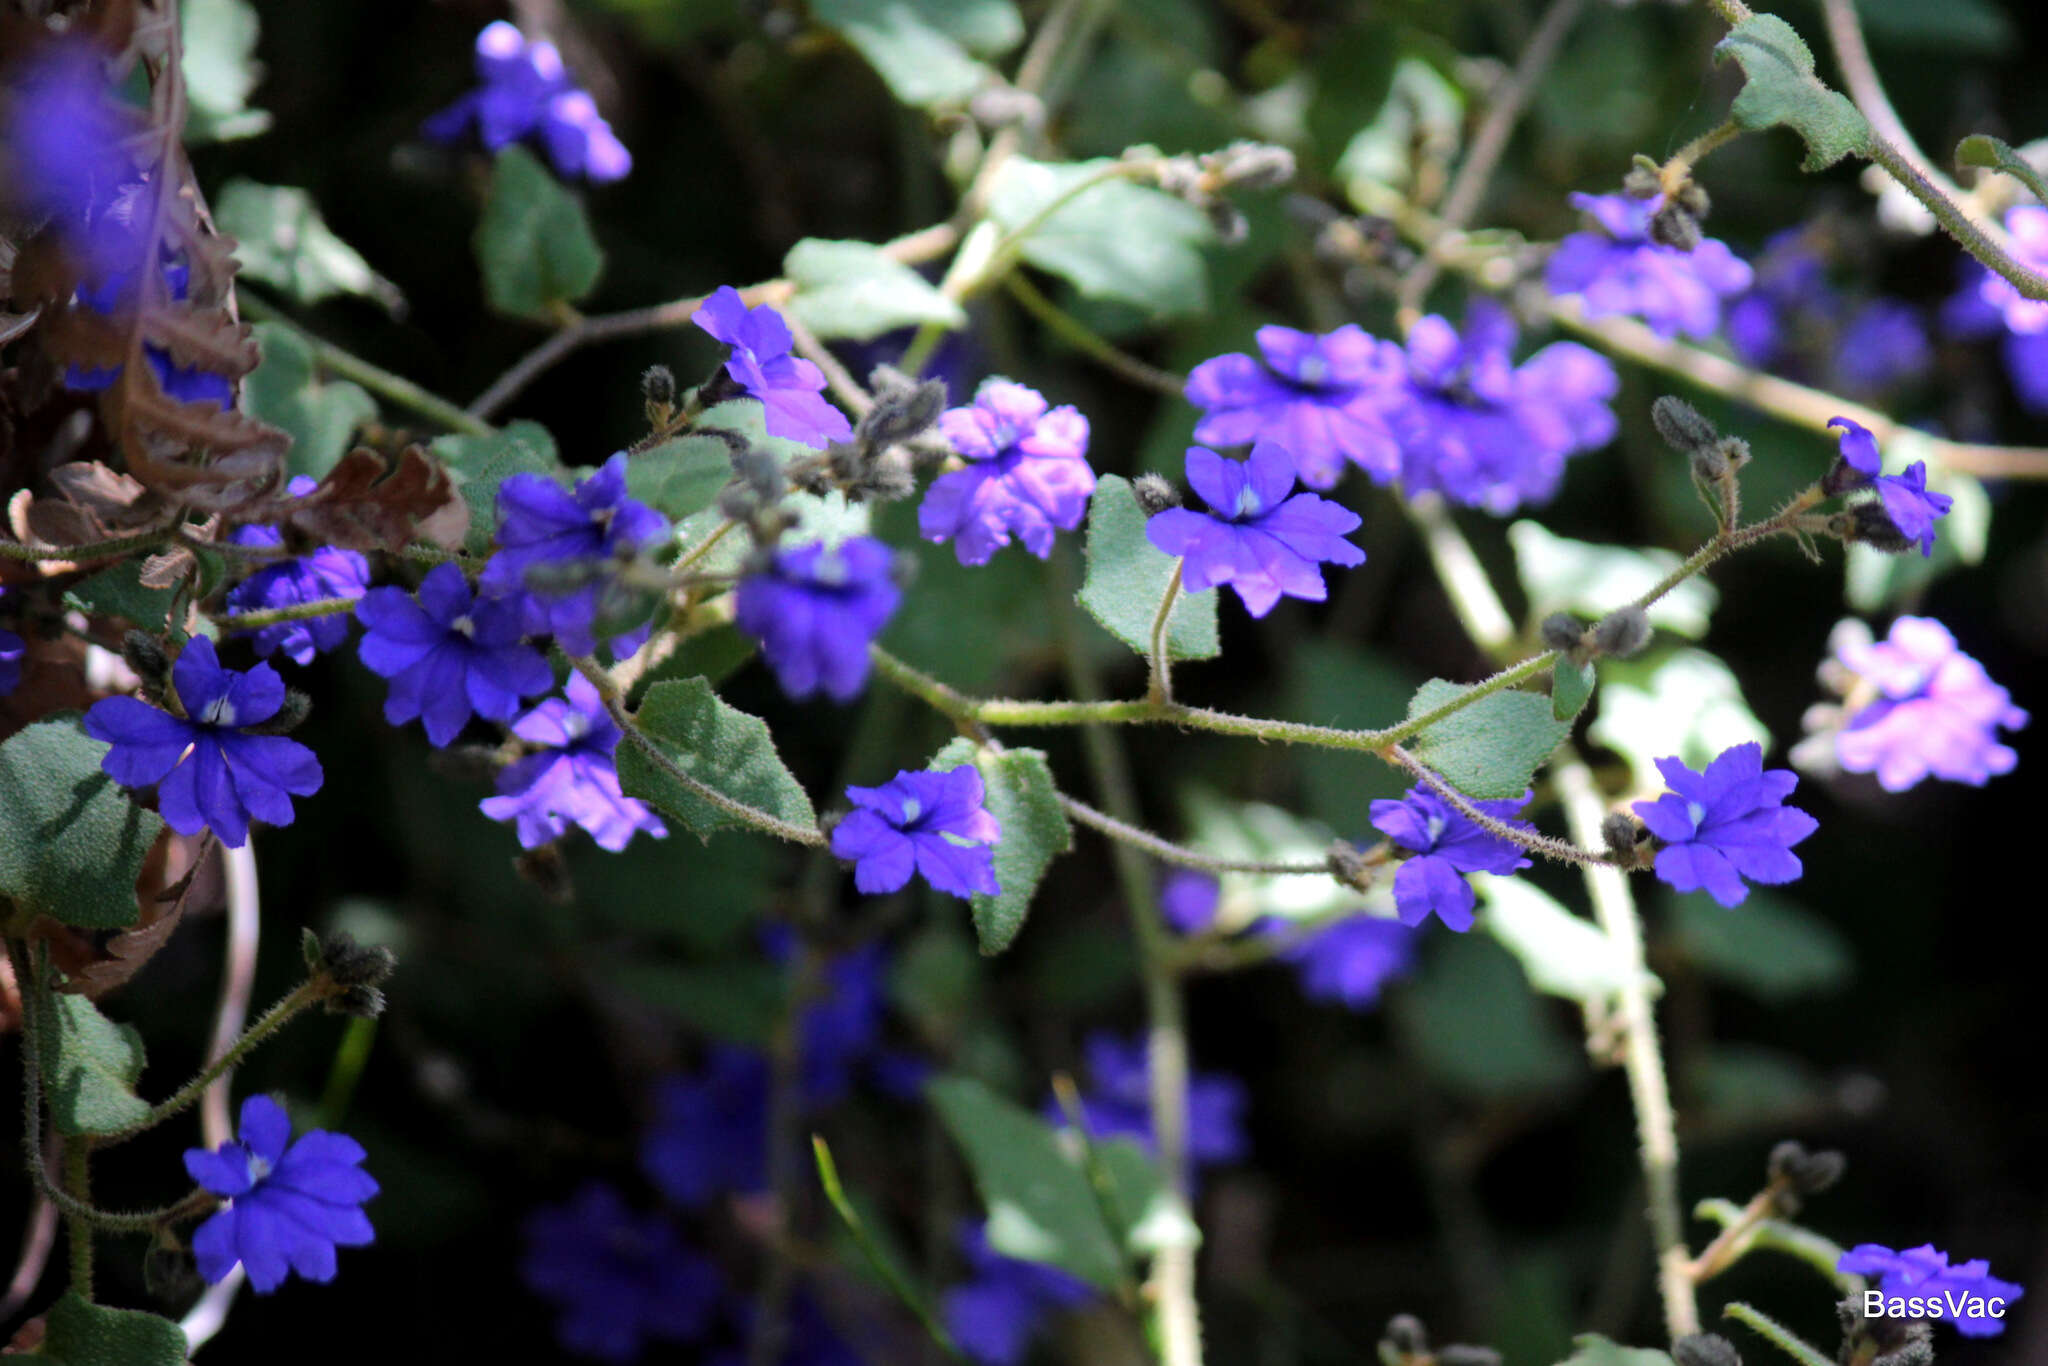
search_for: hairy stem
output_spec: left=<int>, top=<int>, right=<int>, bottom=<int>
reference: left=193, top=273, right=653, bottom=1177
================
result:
left=1057, top=793, right=1328, bottom=875
left=99, top=979, right=327, bottom=1147
left=1391, top=747, right=1620, bottom=868
left=1005, top=274, right=1187, bottom=395
left=1147, top=561, right=1184, bottom=705
left=216, top=595, right=363, bottom=631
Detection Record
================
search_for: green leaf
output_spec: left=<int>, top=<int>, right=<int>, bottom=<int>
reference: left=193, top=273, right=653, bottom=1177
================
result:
left=217, top=180, right=397, bottom=310
left=1095, top=1138, right=1192, bottom=1256
left=242, top=324, right=378, bottom=480
left=616, top=678, right=817, bottom=837
left=1508, top=521, right=1717, bottom=640
left=623, top=436, right=733, bottom=523
left=1956, top=133, right=2048, bottom=204
left=61, top=561, right=178, bottom=635
left=1335, top=56, right=1464, bottom=207
left=1713, top=13, right=1871, bottom=171
left=181, top=0, right=270, bottom=142
left=17, top=1294, right=188, bottom=1366
left=37, top=993, right=151, bottom=1136
left=1395, top=932, right=1579, bottom=1099
left=0, top=720, right=164, bottom=932
left=1404, top=679, right=1570, bottom=799
left=988, top=159, right=1214, bottom=319
left=430, top=421, right=562, bottom=556
left=811, top=0, right=1021, bottom=107
left=1477, top=875, right=1651, bottom=1004
left=926, top=1074, right=1128, bottom=1290
left=1556, top=1334, right=1675, bottom=1366
left=931, top=740, right=1073, bottom=955
left=475, top=145, right=604, bottom=322
left=1552, top=655, right=1596, bottom=721
left=1693, top=1045, right=1824, bottom=1125
left=1669, top=890, right=1851, bottom=1002
left=1589, top=649, right=1770, bottom=781
left=1077, top=475, right=1220, bottom=662
left=784, top=238, right=967, bottom=341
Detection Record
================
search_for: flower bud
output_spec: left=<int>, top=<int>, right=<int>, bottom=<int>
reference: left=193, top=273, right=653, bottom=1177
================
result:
left=1768, top=1140, right=1846, bottom=1196
left=1651, top=396, right=1719, bottom=454
left=1133, top=474, right=1182, bottom=516
left=1327, top=841, right=1375, bottom=894
left=1624, top=154, right=1662, bottom=198
left=641, top=365, right=677, bottom=409
left=1210, top=140, right=1296, bottom=191
left=307, top=929, right=398, bottom=989
left=122, top=630, right=171, bottom=692
left=244, top=689, right=313, bottom=735
left=858, top=375, right=948, bottom=450
left=1540, top=612, right=1587, bottom=653
left=1602, top=812, right=1648, bottom=865
left=968, top=84, right=1043, bottom=131
left=1649, top=203, right=1703, bottom=251
left=1205, top=199, right=1250, bottom=245
left=1835, top=502, right=1914, bottom=555
left=1673, top=1333, right=1741, bottom=1366
left=1592, top=606, right=1651, bottom=658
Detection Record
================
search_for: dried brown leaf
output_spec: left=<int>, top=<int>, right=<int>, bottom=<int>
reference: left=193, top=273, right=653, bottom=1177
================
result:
left=142, top=300, right=259, bottom=378
left=284, top=444, right=467, bottom=551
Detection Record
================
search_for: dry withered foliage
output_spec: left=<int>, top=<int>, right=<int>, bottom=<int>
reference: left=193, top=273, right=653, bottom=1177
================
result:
left=41, top=828, right=221, bottom=1001
left=278, top=445, right=470, bottom=552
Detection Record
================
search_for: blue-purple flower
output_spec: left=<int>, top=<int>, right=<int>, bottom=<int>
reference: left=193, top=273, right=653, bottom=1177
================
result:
left=422, top=21, right=631, bottom=182
left=1372, top=303, right=1618, bottom=514
left=733, top=537, right=901, bottom=703
left=84, top=636, right=323, bottom=848
left=1833, top=617, right=2027, bottom=791
left=920, top=380, right=1095, bottom=565
left=640, top=1047, right=771, bottom=1208
left=1280, top=914, right=1420, bottom=1009
left=356, top=562, right=554, bottom=746
left=1055, top=1031, right=1248, bottom=1170
left=1945, top=208, right=2048, bottom=412
left=58, top=251, right=237, bottom=408
left=1369, top=785, right=1533, bottom=932
left=943, top=1222, right=1097, bottom=1366
left=1835, top=300, right=1932, bottom=396
left=0, top=41, right=136, bottom=271
left=1839, top=1243, right=2024, bottom=1338
left=1144, top=441, right=1364, bottom=617
left=0, top=589, right=22, bottom=696
left=223, top=478, right=369, bottom=665
left=1546, top=192, right=1753, bottom=337
left=1632, top=743, right=1818, bottom=908
left=1159, top=868, right=1221, bottom=934
left=522, top=1184, right=723, bottom=1361
left=182, top=1095, right=376, bottom=1294
left=1183, top=325, right=1403, bottom=488
left=479, top=454, right=671, bottom=656
left=1825, top=417, right=1953, bottom=557
left=831, top=765, right=1000, bottom=899
left=1728, top=231, right=1928, bottom=398
left=479, top=671, right=666, bottom=851
left=694, top=287, right=853, bottom=448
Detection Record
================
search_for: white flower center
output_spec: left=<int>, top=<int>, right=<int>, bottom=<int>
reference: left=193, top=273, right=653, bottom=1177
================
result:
left=451, top=614, right=477, bottom=639
left=1424, top=812, right=1446, bottom=844
left=1685, top=800, right=1707, bottom=830
left=563, top=713, right=592, bottom=742
left=200, top=696, right=238, bottom=727
left=899, top=798, right=923, bottom=826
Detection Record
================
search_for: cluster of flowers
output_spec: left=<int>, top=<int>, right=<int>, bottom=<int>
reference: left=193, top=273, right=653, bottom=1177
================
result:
left=1839, top=1242, right=2024, bottom=1338
left=1729, top=227, right=1931, bottom=399
left=1945, top=205, right=2048, bottom=413
left=423, top=21, right=631, bottom=183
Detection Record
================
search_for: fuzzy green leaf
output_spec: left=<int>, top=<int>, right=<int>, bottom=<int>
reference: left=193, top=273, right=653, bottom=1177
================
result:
left=1077, top=475, right=1220, bottom=662
left=1956, top=133, right=2048, bottom=205
left=217, top=180, right=396, bottom=309
left=624, top=436, right=733, bottom=523
left=931, top=740, right=1072, bottom=955
left=1404, top=679, right=1570, bottom=798
left=1552, top=655, right=1596, bottom=721
left=927, top=1074, right=1128, bottom=1290
left=242, top=324, right=378, bottom=480
left=0, top=721, right=164, bottom=932
left=37, top=994, right=151, bottom=1136
left=1478, top=875, right=1650, bottom=1004
left=431, top=421, right=562, bottom=556
left=616, top=679, right=817, bottom=837
left=61, top=561, right=179, bottom=636
left=1714, top=13, right=1871, bottom=171
left=988, top=159, right=1213, bottom=319
left=475, top=145, right=604, bottom=321
left=785, top=238, right=967, bottom=340
left=17, top=1294, right=188, bottom=1366
left=1670, top=891, right=1851, bottom=1003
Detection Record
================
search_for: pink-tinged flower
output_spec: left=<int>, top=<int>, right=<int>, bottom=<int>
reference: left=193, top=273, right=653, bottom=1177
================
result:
left=1834, top=617, right=2027, bottom=791
left=920, top=380, right=1095, bottom=565
left=1546, top=192, right=1752, bottom=338
left=693, top=286, right=853, bottom=448
left=422, top=21, right=631, bottom=182
left=1184, top=324, right=1404, bottom=488
left=479, top=672, right=666, bottom=851
left=1144, top=441, right=1364, bottom=617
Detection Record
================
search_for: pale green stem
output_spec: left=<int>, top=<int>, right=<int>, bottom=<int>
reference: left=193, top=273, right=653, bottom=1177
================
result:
left=1147, top=561, right=1184, bottom=705
left=238, top=294, right=495, bottom=437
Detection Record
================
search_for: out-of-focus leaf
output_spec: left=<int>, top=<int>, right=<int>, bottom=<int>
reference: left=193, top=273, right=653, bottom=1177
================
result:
left=1714, top=14, right=1870, bottom=171
left=0, top=721, right=164, bottom=932
left=1477, top=875, right=1650, bottom=1004
left=216, top=181, right=397, bottom=309
left=1509, top=521, right=1717, bottom=640
left=1394, top=932, right=1579, bottom=1099
left=1557, top=1335, right=1675, bottom=1366
left=1181, top=789, right=1367, bottom=927
left=17, top=1293, right=187, bottom=1365
left=1283, top=639, right=1415, bottom=828
left=431, top=421, right=561, bottom=556
left=1304, top=20, right=1401, bottom=171
left=615, top=678, right=817, bottom=837
left=1077, top=475, right=1220, bottom=661
left=61, top=561, right=177, bottom=634
left=1957, top=133, right=2048, bottom=204
left=623, top=435, right=731, bottom=523
left=1692, top=1045, right=1825, bottom=1125
left=242, top=324, right=377, bottom=480
left=988, top=159, right=1213, bottom=319
left=606, top=958, right=784, bottom=1045
left=1858, top=0, right=2013, bottom=54
left=927, top=1074, right=1128, bottom=1290
left=931, top=739, right=1072, bottom=955
left=1405, top=679, right=1570, bottom=799
left=37, top=993, right=151, bottom=1136
left=811, top=0, right=1021, bottom=108
left=1669, top=890, right=1851, bottom=1002
left=182, top=0, right=271, bottom=142
left=1096, top=1138, right=1192, bottom=1257
left=784, top=238, right=965, bottom=340
left=475, top=146, right=604, bottom=322
left=1590, top=649, right=1770, bottom=784
left=1334, top=56, right=1463, bottom=205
